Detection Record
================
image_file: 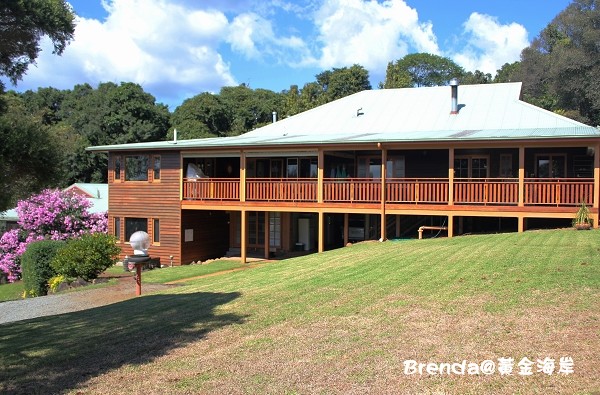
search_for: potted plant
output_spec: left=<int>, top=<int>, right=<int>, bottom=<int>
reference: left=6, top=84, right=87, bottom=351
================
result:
left=573, top=201, right=593, bottom=230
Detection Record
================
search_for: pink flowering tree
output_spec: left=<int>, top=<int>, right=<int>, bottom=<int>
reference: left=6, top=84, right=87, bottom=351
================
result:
left=0, top=189, right=108, bottom=282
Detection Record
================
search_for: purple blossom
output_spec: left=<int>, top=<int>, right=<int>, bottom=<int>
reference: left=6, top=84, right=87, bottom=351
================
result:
left=0, top=189, right=108, bottom=282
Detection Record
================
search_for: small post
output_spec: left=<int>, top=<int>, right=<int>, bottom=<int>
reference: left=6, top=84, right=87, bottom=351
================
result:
left=135, top=264, right=142, bottom=296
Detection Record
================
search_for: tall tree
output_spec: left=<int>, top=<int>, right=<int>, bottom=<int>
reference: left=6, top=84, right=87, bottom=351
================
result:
left=315, top=64, right=371, bottom=102
left=382, top=53, right=465, bottom=88
left=0, top=93, right=62, bottom=211
left=494, top=62, right=521, bottom=83
left=170, top=92, right=230, bottom=139
left=519, top=0, right=600, bottom=124
left=0, top=0, right=75, bottom=89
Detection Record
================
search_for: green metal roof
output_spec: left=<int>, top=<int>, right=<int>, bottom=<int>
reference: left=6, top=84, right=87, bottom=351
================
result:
left=87, top=83, right=600, bottom=153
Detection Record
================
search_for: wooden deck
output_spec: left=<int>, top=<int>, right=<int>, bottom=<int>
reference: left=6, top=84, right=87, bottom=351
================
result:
left=183, top=177, right=595, bottom=207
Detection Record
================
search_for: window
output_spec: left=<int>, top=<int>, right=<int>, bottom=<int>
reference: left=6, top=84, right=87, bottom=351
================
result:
left=454, top=156, right=489, bottom=178
left=153, top=219, right=160, bottom=244
left=269, top=213, right=281, bottom=248
left=499, top=154, right=513, bottom=177
left=125, top=218, right=148, bottom=241
left=125, top=155, right=149, bottom=181
left=153, top=156, right=161, bottom=180
left=287, top=158, right=298, bottom=177
left=114, top=217, right=121, bottom=241
left=114, top=156, right=121, bottom=180
left=536, top=154, right=566, bottom=178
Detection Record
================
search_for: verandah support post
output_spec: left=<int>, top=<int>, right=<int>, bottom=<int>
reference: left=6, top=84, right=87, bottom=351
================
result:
left=343, top=212, right=349, bottom=245
left=518, top=146, right=525, bottom=207
left=380, top=146, right=387, bottom=241
left=448, top=147, right=454, bottom=205
left=518, top=215, right=525, bottom=233
left=318, top=148, right=324, bottom=203
left=447, top=215, right=454, bottom=238
left=264, top=211, right=270, bottom=259
left=318, top=211, right=324, bottom=253
left=594, top=143, right=600, bottom=227
left=240, top=150, right=246, bottom=202
left=241, top=210, right=247, bottom=264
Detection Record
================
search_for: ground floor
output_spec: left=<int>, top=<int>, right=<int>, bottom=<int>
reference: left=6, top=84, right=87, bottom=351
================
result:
left=176, top=207, right=581, bottom=263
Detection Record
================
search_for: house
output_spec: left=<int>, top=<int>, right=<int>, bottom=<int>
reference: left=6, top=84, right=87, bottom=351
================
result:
left=0, top=183, right=108, bottom=232
left=87, top=82, right=600, bottom=266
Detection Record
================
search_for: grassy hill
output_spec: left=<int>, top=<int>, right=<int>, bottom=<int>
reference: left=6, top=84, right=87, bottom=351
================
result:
left=1, top=229, right=599, bottom=394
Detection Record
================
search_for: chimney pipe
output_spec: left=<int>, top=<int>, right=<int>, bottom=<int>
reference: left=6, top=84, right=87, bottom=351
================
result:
left=450, top=78, right=459, bottom=114
left=173, top=128, right=178, bottom=143
left=272, top=111, right=277, bottom=123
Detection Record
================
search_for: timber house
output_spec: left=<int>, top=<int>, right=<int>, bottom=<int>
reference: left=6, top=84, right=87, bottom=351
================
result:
left=88, top=82, right=600, bottom=265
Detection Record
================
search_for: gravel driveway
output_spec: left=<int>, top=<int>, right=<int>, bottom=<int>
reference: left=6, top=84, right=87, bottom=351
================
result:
left=0, top=276, right=178, bottom=325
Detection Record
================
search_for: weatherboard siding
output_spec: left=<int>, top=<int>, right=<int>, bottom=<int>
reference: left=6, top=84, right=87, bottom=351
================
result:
left=108, top=151, right=182, bottom=265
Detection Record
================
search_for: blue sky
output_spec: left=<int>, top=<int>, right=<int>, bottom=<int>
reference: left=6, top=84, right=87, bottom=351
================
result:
left=5, top=0, right=572, bottom=110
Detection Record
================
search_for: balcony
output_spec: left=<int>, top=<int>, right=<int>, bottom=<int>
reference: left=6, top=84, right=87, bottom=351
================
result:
left=183, top=177, right=594, bottom=207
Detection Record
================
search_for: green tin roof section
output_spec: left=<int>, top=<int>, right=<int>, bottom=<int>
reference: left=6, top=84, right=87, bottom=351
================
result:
left=87, top=83, right=600, bottom=152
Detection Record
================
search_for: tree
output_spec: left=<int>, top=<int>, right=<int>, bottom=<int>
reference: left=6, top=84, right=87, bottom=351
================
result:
left=382, top=53, right=465, bottom=88
left=462, top=70, right=492, bottom=85
left=315, top=64, right=371, bottom=102
left=219, top=84, right=284, bottom=135
left=58, top=82, right=170, bottom=183
left=170, top=92, right=230, bottom=139
left=494, top=62, right=521, bottom=83
left=0, top=0, right=75, bottom=89
left=519, top=0, right=600, bottom=125
left=0, top=93, right=63, bottom=211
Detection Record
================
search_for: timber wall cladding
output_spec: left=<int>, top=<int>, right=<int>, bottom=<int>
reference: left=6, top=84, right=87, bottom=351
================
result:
left=181, top=210, right=229, bottom=264
left=108, top=151, right=182, bottom=265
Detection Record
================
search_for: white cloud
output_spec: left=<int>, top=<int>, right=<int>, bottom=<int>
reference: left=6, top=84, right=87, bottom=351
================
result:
left=451, top=12, right=528, bottom=75
left=14, top=0, right=237, bottom=108
left=313, top=0, right=440, bottom=71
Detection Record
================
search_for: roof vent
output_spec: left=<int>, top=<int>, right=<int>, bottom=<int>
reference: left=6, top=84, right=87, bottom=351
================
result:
left=272, top=111, right=277, bottom=123
left=357, top=107, right=364, bottom=117
left=450, top=78, right=459, bottom=114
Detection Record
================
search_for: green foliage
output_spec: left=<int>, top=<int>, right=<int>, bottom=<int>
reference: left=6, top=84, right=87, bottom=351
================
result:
left=21, top=240, right=64, bottom=297
left=0, top=0, right=75, bottom=86
left=0, top=93, right=63, bottom=211
left=519, top=0, right=600, bottom=125
left=314, top=64, right=371, bottom=103
left=494, top=62, right=521, bottom=83
left=382, top=53, right=465, bottom=88
left=573, top=201, right=592, bottom=227
left=51, top=233, right=120, bottom=281
left=47, top=274, right=66, bottom=293
left=170, top=92, right=230, bottom=139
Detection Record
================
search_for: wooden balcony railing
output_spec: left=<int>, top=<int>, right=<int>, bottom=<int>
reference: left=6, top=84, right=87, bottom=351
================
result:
left=524, top=178, right=593, bottom=206
left=323, top=178, right=381, bottom=202
left=246, top=178, right=317, bottom=202
left=183, top=178, right=240, bottom=200
left=386, top=178, right=449, bottom=203
left=182, top=177, right=595, bottom=207
left=454, top=178, right=519, bottom=205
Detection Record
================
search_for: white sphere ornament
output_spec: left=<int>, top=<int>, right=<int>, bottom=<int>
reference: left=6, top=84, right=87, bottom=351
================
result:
left=129, top=231, right=150, bottom=255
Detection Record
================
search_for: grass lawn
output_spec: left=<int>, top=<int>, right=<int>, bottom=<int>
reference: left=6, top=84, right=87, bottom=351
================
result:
left=0, top=281, right=24, bottom=303
left=0, top=229, right=599, bottom=394
left=141, top=259, right=245, bottom=284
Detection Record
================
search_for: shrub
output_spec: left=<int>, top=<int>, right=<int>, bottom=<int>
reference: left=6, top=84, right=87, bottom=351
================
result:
left=21, top=240, right=64, bottom=297
left=51, top=233, right=120, bottom=281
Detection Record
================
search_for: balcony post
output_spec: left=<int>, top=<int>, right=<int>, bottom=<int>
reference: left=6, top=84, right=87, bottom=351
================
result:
left=318, top=211, right=324, bottom=253
left=594, top=143, right=600, bottom=227
left=240, top=151, right=246, bottom=202
left=448, top=147, right=454, bottom=205
left=518, top=146, right=525, bottom=207
left=264, top=211, right=270, bottom=259
left=380, top=145, right=387, bottom=241
left=343, top=213, right=349, bottom=245
left=241, top=209, right=247, bottom=264
left=318, top=148, right=324, bottom=203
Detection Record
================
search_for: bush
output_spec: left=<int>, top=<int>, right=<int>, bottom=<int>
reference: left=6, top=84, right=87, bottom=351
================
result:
left=21, top=240, right=64, bottom=297
left=51, top=233, right=120, bottom=281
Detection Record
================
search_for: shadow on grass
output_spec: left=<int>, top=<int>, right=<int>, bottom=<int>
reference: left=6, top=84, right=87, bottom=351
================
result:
left=0, top=291, right=243, bottom=394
